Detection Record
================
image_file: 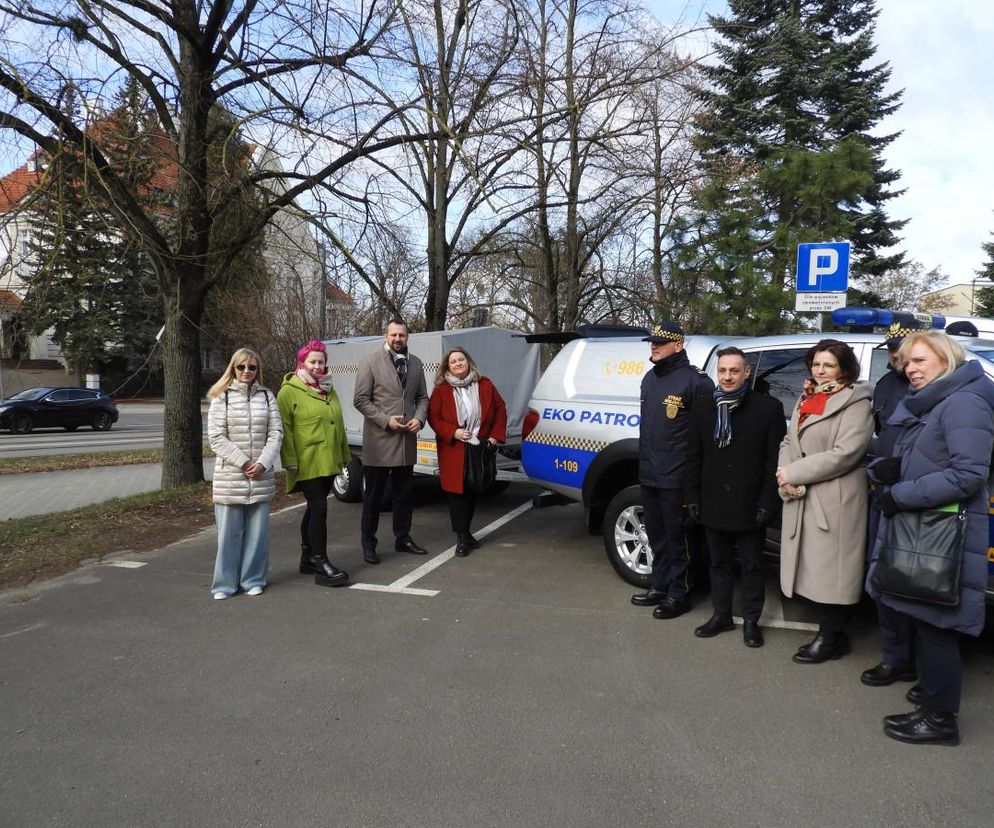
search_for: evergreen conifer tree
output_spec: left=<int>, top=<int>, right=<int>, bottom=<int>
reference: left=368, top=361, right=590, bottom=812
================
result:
left=973, top=227, right=994, bottom=317
left=682, top=0, right=905, bottom=332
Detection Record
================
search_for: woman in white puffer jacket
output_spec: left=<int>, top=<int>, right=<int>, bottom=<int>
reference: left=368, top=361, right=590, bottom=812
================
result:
left=206, top=347, right=283, bottom=600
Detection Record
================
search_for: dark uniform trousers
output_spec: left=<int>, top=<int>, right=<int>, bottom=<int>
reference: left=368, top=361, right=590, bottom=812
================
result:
left=911, top=618, right=962, bottom=713
left=642, top=486, right=689, bottom=598
left=447, top=490, right=478, bottom=536
left=361, top=465, right=414, bottom=552
left=704, top=526, right=764, bottom=622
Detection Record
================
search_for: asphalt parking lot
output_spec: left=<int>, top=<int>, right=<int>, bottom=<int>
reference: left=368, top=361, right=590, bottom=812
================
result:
left=3, top=481, right=994, bottom=826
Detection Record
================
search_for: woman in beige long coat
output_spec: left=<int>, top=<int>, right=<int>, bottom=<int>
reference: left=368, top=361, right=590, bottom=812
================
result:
left=776, top=339, right=873, bottom=664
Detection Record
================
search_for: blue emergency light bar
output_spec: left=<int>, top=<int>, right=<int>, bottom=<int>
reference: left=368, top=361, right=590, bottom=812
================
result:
left=829, top=307, right=946, bottom=330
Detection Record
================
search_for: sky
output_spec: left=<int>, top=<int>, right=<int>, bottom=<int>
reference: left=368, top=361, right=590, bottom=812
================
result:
left=652, top=0, right=994, bottom=286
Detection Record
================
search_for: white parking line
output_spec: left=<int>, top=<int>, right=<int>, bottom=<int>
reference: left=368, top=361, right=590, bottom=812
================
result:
left=348, top=500, right=533, bottom=597
left=103, top=560, right=148, bottom=569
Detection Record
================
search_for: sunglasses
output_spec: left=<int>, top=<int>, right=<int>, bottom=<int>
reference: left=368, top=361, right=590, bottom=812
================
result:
left=236, top=364, right=258, bottom=372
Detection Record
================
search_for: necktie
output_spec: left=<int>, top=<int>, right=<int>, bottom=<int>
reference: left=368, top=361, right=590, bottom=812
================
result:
left=396, top=356, right=407, bottom=386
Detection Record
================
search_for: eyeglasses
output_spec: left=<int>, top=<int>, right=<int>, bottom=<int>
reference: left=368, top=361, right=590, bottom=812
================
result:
left=236, top=364, right=258, bottom=372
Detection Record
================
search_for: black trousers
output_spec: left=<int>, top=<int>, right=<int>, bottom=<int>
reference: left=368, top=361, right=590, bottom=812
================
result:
left=360, top=465, right=414, bottom=552
left=641, top=486, right=689, bottom=597
left=817, top=602, right=851, bottom=634
left=910, top=617, right=962, bottom=714
left=704, top=526, right=765, bottom=622
left=448, top=490, right=478, bottom=537
left=298, top=476, right=333, bottom=557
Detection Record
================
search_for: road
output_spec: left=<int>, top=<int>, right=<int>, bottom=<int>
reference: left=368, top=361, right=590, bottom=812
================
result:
left=3, top=481, right=994, bottom=826
left=0, top=402, right=206, bottom=458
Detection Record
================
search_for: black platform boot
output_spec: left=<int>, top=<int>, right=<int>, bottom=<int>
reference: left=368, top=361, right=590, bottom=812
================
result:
left=312, top=556, right=349, bottom=587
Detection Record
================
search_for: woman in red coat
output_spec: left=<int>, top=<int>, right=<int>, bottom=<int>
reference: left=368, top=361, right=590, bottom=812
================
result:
left=428, top=347, right=508, bottom=557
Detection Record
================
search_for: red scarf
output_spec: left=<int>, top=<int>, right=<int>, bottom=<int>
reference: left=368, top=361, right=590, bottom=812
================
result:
left=797, top=380, right=846, bottom=426
left=297, top=368, right=327, bottom=398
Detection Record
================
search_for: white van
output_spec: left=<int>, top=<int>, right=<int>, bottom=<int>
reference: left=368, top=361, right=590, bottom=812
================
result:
left=324, top=326, right=541, bottom=501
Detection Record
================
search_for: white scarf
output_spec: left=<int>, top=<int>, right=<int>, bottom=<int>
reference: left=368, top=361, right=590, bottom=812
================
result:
left=446, top=372, right=481, bottom=444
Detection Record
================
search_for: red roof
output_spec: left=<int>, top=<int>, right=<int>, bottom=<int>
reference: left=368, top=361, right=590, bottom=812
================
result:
left=0, top=288, right=22, bottom=309
left=326, top=282, right=354, bottom=304
left=0, top=113, right=182, bottom=214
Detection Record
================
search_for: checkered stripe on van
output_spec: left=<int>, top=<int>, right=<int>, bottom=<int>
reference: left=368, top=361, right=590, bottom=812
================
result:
left=526, top=431, right=608, bottom=452
left=327, top=364, right=357, bottom=374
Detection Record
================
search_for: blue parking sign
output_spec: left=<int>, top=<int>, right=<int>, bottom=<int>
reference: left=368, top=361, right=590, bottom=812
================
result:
left=796, top=242, right=850, bottom=292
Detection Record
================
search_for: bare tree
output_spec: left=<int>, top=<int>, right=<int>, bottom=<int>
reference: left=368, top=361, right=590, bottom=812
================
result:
left=0, top=0, right=432, bottom=486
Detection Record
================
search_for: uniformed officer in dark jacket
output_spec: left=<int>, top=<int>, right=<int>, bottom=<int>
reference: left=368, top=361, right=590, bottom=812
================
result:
left=631, top=321, right=714, bottom=619
left=860, top=321, right=921, bottom=688
left=684, top=346, right=785, bottom=647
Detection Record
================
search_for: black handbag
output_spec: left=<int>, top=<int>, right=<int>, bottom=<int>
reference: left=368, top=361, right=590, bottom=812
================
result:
left=870, top=505, right=966, bottom=606
left=463, top=441, right=497, bottom=493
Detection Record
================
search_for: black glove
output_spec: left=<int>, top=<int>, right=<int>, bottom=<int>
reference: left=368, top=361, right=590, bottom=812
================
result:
left=755, top=507, right=771, bottom=527
left=687, top=503, right=702, bottom=524
left=877, top=491, right=900, bottom=517
left=873, top=456, right=902, bottom=485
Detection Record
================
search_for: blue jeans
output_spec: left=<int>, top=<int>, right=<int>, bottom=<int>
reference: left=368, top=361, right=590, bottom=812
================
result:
left=212, top=502, right=270, bottom=594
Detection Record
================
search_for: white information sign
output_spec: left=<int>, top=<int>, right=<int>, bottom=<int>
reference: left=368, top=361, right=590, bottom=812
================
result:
left=795, top=292, right=847, bottom=312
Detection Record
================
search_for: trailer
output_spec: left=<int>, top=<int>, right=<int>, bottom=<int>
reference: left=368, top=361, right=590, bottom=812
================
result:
left=323, top=326, right=542, bottom=501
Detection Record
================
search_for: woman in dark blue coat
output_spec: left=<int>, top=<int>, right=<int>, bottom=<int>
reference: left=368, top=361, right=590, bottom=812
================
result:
left=867, top=330, right=994, bottom=746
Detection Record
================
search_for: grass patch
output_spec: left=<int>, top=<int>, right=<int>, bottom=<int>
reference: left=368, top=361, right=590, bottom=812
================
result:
left=0, top=476, right=298, bottom=590
left=0, top=446, right=212, bottom=476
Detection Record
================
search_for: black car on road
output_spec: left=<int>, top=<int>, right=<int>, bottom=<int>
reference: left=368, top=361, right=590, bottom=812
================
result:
left=0, top=387, right=119, bottom=434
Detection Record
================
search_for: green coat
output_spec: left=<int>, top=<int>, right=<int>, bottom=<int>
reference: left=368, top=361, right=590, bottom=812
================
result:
left=276, top=373, right=351, bottom=493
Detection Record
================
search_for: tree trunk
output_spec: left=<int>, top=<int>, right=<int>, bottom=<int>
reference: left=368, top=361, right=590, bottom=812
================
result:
left=160, top=280, right=207, bottom=487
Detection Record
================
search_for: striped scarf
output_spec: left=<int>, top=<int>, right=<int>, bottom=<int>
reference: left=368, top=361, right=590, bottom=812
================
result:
left=713, top=383, right=750, bottom=448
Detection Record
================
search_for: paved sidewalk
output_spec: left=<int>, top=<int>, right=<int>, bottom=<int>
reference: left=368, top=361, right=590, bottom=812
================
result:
left=0, top=459, right=216, bottom=519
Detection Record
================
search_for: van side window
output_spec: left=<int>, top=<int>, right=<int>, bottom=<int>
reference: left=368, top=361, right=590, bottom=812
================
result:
left=752, top=349, right=809, bottom=413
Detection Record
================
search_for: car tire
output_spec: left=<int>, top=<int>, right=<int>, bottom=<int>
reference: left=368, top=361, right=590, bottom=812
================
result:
left=332, top=458, right=363, bottom=503
left=602, top=485, right=653, bottom=588
left=92, top=412, right=114, bottom=431
left=10, top=412, right=33, bottom=434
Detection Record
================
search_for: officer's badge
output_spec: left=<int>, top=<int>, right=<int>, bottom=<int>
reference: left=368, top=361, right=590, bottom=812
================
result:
left=666, top=403, right=678, bottom=419
left=664, top=394, right=684, bottom=419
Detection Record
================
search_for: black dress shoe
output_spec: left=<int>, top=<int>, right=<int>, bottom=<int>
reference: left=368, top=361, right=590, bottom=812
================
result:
left=883, top=708, right=924, bottom=729
left=363, top=549, right=381, bottom=565
left=465, top=533, right=481, bottom=549
left=396, top=539, right=428, bottom=555
left=743, top=620, right=764, bottom=648
left=313, top=559, right=349, bottom=587
left=884, top=710, right=959, bottom=746
left=792, top=631, right=851, bottom=664
left=454, top=542, right=470, bottom=558
left=906, top=684, right=925, bottom=705
left=653, top=596, right=691, bottom=619
left=860, top=662, right=918, bottom=687
left=694, top=615, right=734, bottom=638
left=631, top=589, right=667, bottom=607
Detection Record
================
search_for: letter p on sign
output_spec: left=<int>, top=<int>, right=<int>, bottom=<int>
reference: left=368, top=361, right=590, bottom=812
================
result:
left=808, top=249, right=837, bottom=286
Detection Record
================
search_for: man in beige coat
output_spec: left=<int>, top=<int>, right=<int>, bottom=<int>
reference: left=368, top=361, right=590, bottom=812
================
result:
left=354, top=319, right=430, bottom=564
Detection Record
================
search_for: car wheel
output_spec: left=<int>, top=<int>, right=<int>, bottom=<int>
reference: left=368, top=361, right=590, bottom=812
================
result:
left=64, top=424, right=80, bottom=431
left=332, top=458, right=363, bottom=503
left=92, top=412, right=114, bottom=431
left=603, top=485, right=652, bottom=588
left=10, top=412, right=33, bottom=434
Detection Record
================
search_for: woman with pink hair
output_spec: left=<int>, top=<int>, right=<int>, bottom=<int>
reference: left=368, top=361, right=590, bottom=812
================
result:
left=276, top=340, right=351, bottom=587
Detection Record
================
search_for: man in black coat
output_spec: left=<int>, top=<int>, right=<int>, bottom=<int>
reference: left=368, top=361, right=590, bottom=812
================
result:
left=631, top=320, right=714, bottom=620
left=685, top=346, right=785, bottom=648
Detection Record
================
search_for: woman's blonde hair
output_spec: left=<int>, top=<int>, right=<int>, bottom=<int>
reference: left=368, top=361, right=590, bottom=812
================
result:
left=434, top=346, right=481, bottom=386
left=897, top=330, right=965, bottom=384
left=207, top=347, right=264, bottom=399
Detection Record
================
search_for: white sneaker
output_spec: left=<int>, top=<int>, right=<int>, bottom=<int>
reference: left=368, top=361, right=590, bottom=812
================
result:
left=246, top=586, right=264, bottom=596
left=212, top=591, right=230, bottom=600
